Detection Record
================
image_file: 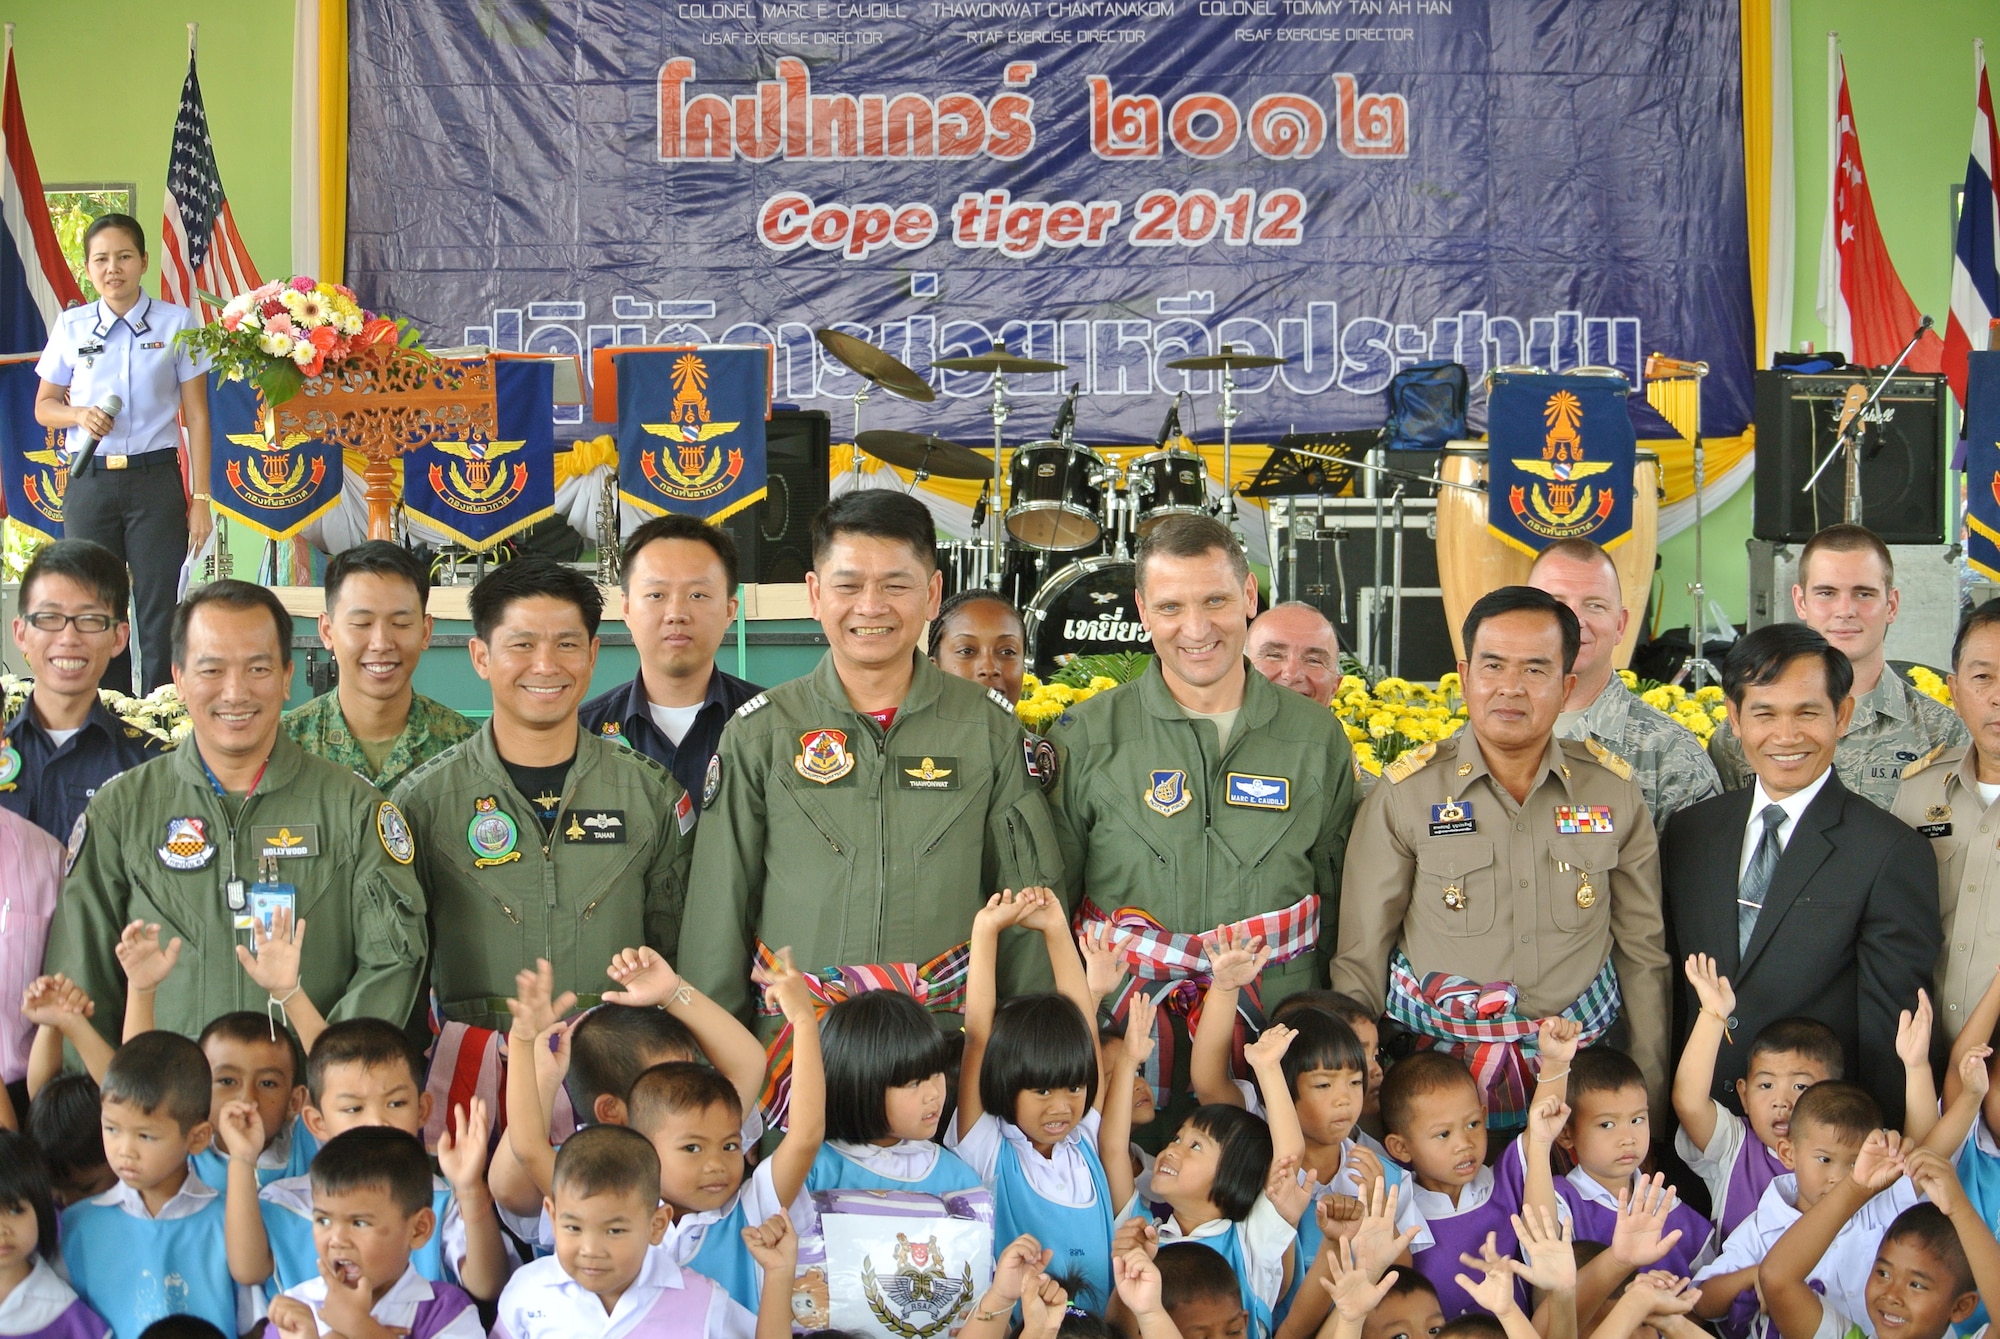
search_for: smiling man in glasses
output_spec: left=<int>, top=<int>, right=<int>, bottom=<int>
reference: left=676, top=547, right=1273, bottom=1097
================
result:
left=2, top=539, right=168, bottom=842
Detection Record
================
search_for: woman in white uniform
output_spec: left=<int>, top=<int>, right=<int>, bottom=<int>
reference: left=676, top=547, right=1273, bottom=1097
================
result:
left=33, top=214, right=212, bottom=694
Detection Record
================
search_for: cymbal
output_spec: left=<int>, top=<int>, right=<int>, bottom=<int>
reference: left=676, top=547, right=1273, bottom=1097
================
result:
left=855, top=430, right=994, bottom=480
left=929, top=341, right=1068, bottom=375
left=815, top=329, right=936, bottom=402
left=1166, top=342, right=1289, bottom=372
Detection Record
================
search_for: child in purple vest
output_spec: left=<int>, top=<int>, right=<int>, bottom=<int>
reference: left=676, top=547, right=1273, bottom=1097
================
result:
left=1554, top=1046, right=1714, bottom=1278
left=0, top=1130, right=107, bottom=1339
left=260, top=1128, right=482, bottom=1339
left=1673, top=956, right=1843, bottom=1242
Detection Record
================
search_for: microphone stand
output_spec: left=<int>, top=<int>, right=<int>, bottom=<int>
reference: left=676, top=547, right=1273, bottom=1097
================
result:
left=1801, top=320, right=1932, bottom=522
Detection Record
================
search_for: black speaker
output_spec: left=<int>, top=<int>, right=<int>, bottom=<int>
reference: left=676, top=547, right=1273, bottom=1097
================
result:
left=1272, top=496, right=1456, bottom=679
left=1752, top=370, right=1946, bottom=544
left=723, top=409, right=831, bottom=584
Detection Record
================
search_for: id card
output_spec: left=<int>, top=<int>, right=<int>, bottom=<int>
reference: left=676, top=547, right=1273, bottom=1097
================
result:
left=235, top=882, right=295, bottom=932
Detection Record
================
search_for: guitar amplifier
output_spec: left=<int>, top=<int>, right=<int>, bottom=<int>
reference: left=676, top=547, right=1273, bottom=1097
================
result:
left=720, top=409, right=831, bottom=584
left=1752, top=370, right=1946, bottom=544
left=1266, top=495, right=1453, bottom=679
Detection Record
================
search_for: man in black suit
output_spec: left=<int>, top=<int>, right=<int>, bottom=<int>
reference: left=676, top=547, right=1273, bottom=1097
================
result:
left=1663, top=622, right=1938, bottom=1125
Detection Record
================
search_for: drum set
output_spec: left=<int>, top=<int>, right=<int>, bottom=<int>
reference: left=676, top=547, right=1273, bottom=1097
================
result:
left=815, top=328, right=1287, bottom=675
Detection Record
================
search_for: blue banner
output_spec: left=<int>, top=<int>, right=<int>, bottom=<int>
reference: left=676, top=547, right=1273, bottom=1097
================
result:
left=1486, top=370, right=1637, bottom=558
left=402, top=359, right=557, bottom=550
left=0, top=358, right=63, bottom=541
left=1967, top=352, right=2000, bottom=582
left=208, top=375, right=343, bottom=542
left=616, top=346, right=769, bottom=523
left=344, top=0, right=1752, bottom=445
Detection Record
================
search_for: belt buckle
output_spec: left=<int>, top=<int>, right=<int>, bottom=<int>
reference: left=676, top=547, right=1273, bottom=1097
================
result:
left=104, top=454, right=129, bottom=471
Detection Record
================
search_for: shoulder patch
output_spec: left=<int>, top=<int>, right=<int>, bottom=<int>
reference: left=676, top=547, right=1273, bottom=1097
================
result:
left=986, top=687, right=1016, bottom=715
left=1585, top=737, right=1634, bottom=780
left=1902, top=741, right=1951, bottom=780
left=63, top=813, right=87, bottom=876
left=1024, top=734, right=1059, bottom=794
left=376, top=801, right=415, bottom=864
left=1383, top=740, right=1436, bottom=785
left=735, top=693, right=770, bottom=720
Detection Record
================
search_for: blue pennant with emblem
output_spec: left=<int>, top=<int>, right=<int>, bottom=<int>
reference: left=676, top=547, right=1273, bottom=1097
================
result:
left=0, top=356, right=63, bottom=542
left=403, top=359, right=557, bottom=550
left=207, top=374, right=342, bottom=541
left=615, top=345, right=769, bottom=524
left=1486, top=370, right=1638, bottom=558
left=1965, top=352, right=2000, bottom=582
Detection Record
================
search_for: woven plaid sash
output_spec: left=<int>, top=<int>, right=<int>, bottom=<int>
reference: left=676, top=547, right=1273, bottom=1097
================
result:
left=421, top=992, right=578, bottom=1153
left=753, top=940, right=971, bottom=1128
left=1384, top=950, right=1621, bottom=1130
left=1072, top=894, right=1320, bottom=1107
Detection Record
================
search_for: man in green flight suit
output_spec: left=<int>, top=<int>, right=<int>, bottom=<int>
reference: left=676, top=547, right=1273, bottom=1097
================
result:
left=46, top=581, right=429, bottom=1043
left=394, top=559, right=690, bottom=1032
left=1048, top=514, right=1360, bottom=1100
left=284, top=540, right=474, bottom=792
left=679, top=489, right=1065, bottom=1026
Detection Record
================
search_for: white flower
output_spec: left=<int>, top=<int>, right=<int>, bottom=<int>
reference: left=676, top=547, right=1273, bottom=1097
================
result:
left=290, top=341, right=316, bottom=368
left=280, top=288, right=328, bottom=326
left=258, top=330, right=294, bottom=357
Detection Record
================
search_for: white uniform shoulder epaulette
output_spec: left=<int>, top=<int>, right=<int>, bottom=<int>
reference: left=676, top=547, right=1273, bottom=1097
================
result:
left=1584, top=737, right=1633, bottom=780
left=1384, top=740, right=1436, bottom=784
left=735, top=693, right=770, bottom=720
left=1902, top=741, right=1952, bottom=780
left=986, top=687, right=1015, bottom=714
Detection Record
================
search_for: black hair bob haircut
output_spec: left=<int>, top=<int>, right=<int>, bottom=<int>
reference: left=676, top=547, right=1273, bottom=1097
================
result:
left=820, top=991, right=952, bottom=1143
left=1178, top=1103, right=1274, bottom=1222
left=1274, top=1008, right=1369, bottom=1101
left=0, top=1130, right=59, bottom=1260
left=978, top=994, right=1099, bottom=1123
left=27, top=1073, right=107, bottom=1189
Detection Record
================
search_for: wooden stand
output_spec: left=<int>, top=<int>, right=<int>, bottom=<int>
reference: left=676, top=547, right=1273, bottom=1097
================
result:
left=273, top=350, right=500, bottom=541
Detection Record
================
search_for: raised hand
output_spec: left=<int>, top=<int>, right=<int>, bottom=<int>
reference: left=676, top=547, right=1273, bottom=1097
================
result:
left=1341, top=1143, right=1388, bottom=1198
left=1114, top=1248, right=1165, bottom=1317
left=1204, top=925, right=1272, bottom=992
left=601, top=946, right=681, bottom=1009
left=1454, top=1234, right=1520, bottom=1318
left=973, top=889, right=1036, bottom=938
left=1537, top=1016, right=1582, bottom=1070
left=1611, top=1172, right=1685, bottom=1270
left=235, top=906, right=305, bottom=994
left=1850, top=1129, right=1911, bottom=1193
left=1113, top=1215, right=1160, bottom=1261
left=1079, top=922, right=1130, bottom=1000
left=991, top=1234, right=1055, bottom=1305
left=266, top=1297, right=317, bottom=1339
left=215, top=1099, right=266, bottom=1163
left=1123, top=994, right=1159, bottom=1067
left=1244, top=1022, right=1298, bottom=1070
left=1959, top=1045, right=1994, bottom=1100
left=1905, top=1146, right=1966, bottom=1215
left=1346, top=1178, right=1421, bottom=1281
left=1625, top=1272, right=1699, bottom=1318
left=751, top=946, right=814, bottom=1021
left=741, top=1212, right=799, bottom=1271
left=1319, top=1193, right=1365, bottom=1243
left=1683, top=954, right=1736, bottom=1021
left=532, top=1017, right=579, bottom=1088
left=506, top=958, right=576, bottom=1042
left=1264, top=1153, right=1315, bottom=1225
left=1509, top=1204, right=1576, bottom=1293
left=1896, top=990, right=1935, bottom=1070
left=436, top=1098, right=491, bottom=1195
left=115, top=920, right=182, bottom=994
left=20, top=975, right=92, bottom=1029
left=1323, top=1235, right=1402, bottom=1322
left=1019, top=1272, right=1069, bottom=1339
left=1014, top=886, right=1065, bottom=935
left=1527, top=1094, right=1572, bottom=1146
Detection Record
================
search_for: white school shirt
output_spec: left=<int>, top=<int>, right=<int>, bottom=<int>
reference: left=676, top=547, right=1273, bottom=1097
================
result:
left=260, top=1172, right=472, bottom=1278
left=34, top=296, right=206, bottom=457
left=493, top=1248, right=755, bottom=1339
left=1123, top=1190, right=1296, bottom=1311
left=1694, top=1171, right=1918, bottom=1339
left=276, top=1263, right=483, bottom=1338
left=826, top=1138, right=942, bottom=1181
left=1738, top=771, right=1833, bottom=880
left=1673, top=1100, right=1757, bottom=1217
left=947, top=1109, right=1104, bottom=1206
left=0, top=1256, right=103, bottom=1337
left=1317, top=1137, right=1432, bottom=1249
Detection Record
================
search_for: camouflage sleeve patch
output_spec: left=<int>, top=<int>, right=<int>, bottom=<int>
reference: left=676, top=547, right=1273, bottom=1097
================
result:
left=1902, top=742, right=1950, bottom=780
left=1383, top=740, right=1436, bottom=784
left=1585, top=737, right=1634, bottom=780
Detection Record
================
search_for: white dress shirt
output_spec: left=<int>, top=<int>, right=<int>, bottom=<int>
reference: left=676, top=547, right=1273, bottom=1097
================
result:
left=948, top=1109, right=1105, bottom=1206
left=1738, top=769, right=1834, bottom=882
left=0, top=1256, right=103, bottom=1337
left=34, top=296, right=206, bottom=458
left=492, top=1248, right=755, bottom=1339
left=277, top=1263, right=483, bottom=1338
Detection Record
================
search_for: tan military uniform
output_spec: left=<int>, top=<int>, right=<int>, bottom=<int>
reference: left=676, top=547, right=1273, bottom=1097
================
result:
left=1892, top=744, right=2000, bottom=1039
left=1330, top=728, right=1670, bottom=1104
left=1709, top=670, right=1968, bottom=808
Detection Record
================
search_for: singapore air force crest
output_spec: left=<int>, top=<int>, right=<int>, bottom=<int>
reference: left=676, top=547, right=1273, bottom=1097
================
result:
left=861, top=1233, right=975, bottom=1338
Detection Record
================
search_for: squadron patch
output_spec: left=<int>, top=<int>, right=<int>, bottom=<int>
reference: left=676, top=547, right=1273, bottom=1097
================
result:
left=1145, top=770, right=1191, bottom=817
left=1024, top=735, right=1059, bottom=795
left=0, top=738, right=18, bottom=791
left=376, top=803, right=414, bottom=865
left=64, top=814, right=86, bottom=876
left=703, top=753, right=722, bottom=809
left=795, top=729, right=855, bottom=785
left=157, top=816, right=215, bottom=871
left=468, top=796, right=522, bottom=867
left=600, top=721, right=632, bottom=748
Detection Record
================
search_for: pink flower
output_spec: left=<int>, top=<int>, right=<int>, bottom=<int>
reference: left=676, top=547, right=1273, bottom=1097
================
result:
left=221, top=311, right=242, bottom=331
left=290, top=275, right=315, bottom=292
left=264, top=313, right=295, bottom=338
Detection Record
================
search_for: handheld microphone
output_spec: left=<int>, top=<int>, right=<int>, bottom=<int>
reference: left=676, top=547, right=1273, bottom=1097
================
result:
left=69, top=394, right=122, bottom=476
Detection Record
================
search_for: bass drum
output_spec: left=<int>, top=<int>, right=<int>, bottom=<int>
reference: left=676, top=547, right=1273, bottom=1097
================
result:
left=1024, top=555, right=1151, bottom=678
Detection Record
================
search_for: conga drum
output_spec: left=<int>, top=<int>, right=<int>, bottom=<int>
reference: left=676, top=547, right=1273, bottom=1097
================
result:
left=1436, top=445, right=1659, bottom=668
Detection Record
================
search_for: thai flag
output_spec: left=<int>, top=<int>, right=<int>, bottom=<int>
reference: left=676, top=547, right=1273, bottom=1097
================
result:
left=1944, top=40, right=2000, bottom=406
left=0, top=37, right=83, bottom=355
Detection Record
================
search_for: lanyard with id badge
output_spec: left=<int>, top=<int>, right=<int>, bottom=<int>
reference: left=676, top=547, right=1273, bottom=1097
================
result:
left=235, top=854, right=295, bottom=936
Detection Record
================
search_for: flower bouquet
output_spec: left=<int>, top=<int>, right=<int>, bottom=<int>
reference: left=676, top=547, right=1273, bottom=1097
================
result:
left=174, top=276, right=416, bottom=405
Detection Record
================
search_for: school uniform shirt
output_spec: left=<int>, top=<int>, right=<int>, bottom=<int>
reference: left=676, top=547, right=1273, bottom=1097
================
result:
left=34, top=296, right=206, bottom=459
left=189, top=1114, right=317, bottom=1194
left=657, top=1157, right=786, bottom=1316
left=261, top=1265, right=480, bottom=1339
left=1673, top=1101, right=1789, bottom=1239
left=1555, top=1166, right=1715, bottom=1276
left=492, top=1249, right=756, bottom=1339
left=808, top=1139, right=983, bottom=1196
left=259, top=1173, right=473, bottom=1292
left=0, top=1257, right=107, bottom=1339
left=1405, top=1139, right=1568, bottom=1320
left=0, top=810, right=62, bottom=1085
left=58, top=1168, right=259, bottom=1339
left=949, top=1110, right=1115, bottom=1311
left=1120, top=1190, right=1296, bottom=1325
left=1694, top=1171, right=1919, bottom=1339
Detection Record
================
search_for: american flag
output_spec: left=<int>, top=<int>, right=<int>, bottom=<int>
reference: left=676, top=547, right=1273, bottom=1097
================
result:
left=160, top=53, right=259, bottom=321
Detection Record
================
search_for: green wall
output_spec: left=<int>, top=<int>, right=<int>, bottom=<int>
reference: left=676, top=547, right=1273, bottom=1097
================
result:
left=11, top=1, right=1995, bottom=637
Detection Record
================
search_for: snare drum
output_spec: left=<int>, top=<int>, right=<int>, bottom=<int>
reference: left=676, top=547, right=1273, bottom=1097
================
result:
left=1128, top=449, right=1209, bottom=535
left=938, top=540, right=999, bottom=598
left=1024, top=554, right=1149, bottom=677
left=1007, top=441, right=1104, bottom=551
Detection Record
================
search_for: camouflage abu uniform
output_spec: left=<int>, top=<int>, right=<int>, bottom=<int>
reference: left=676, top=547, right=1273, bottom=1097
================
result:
left=284, top=690, right=476, bottom=794
left=1708, top=669, right=1967, bottom=809
left=1556, top=676, right=1721, bottom=834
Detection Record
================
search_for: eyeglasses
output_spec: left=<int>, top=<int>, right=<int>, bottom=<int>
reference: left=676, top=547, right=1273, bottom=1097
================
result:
left=22, top=612, right=117, bottom=634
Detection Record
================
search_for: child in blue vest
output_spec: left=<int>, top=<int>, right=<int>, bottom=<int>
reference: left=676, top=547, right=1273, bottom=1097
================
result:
left=0, top=1129, right=108, bottom=1339
left=59, top=1032, right=257, bottom=1339
left=259, top=1128, right=482, bottom=1339
left=188, top=1014, right=317, bottom=1194
left=230, top=1019, right=512, bottom=1302
left=948, top=887, right=1129, bottom=1315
